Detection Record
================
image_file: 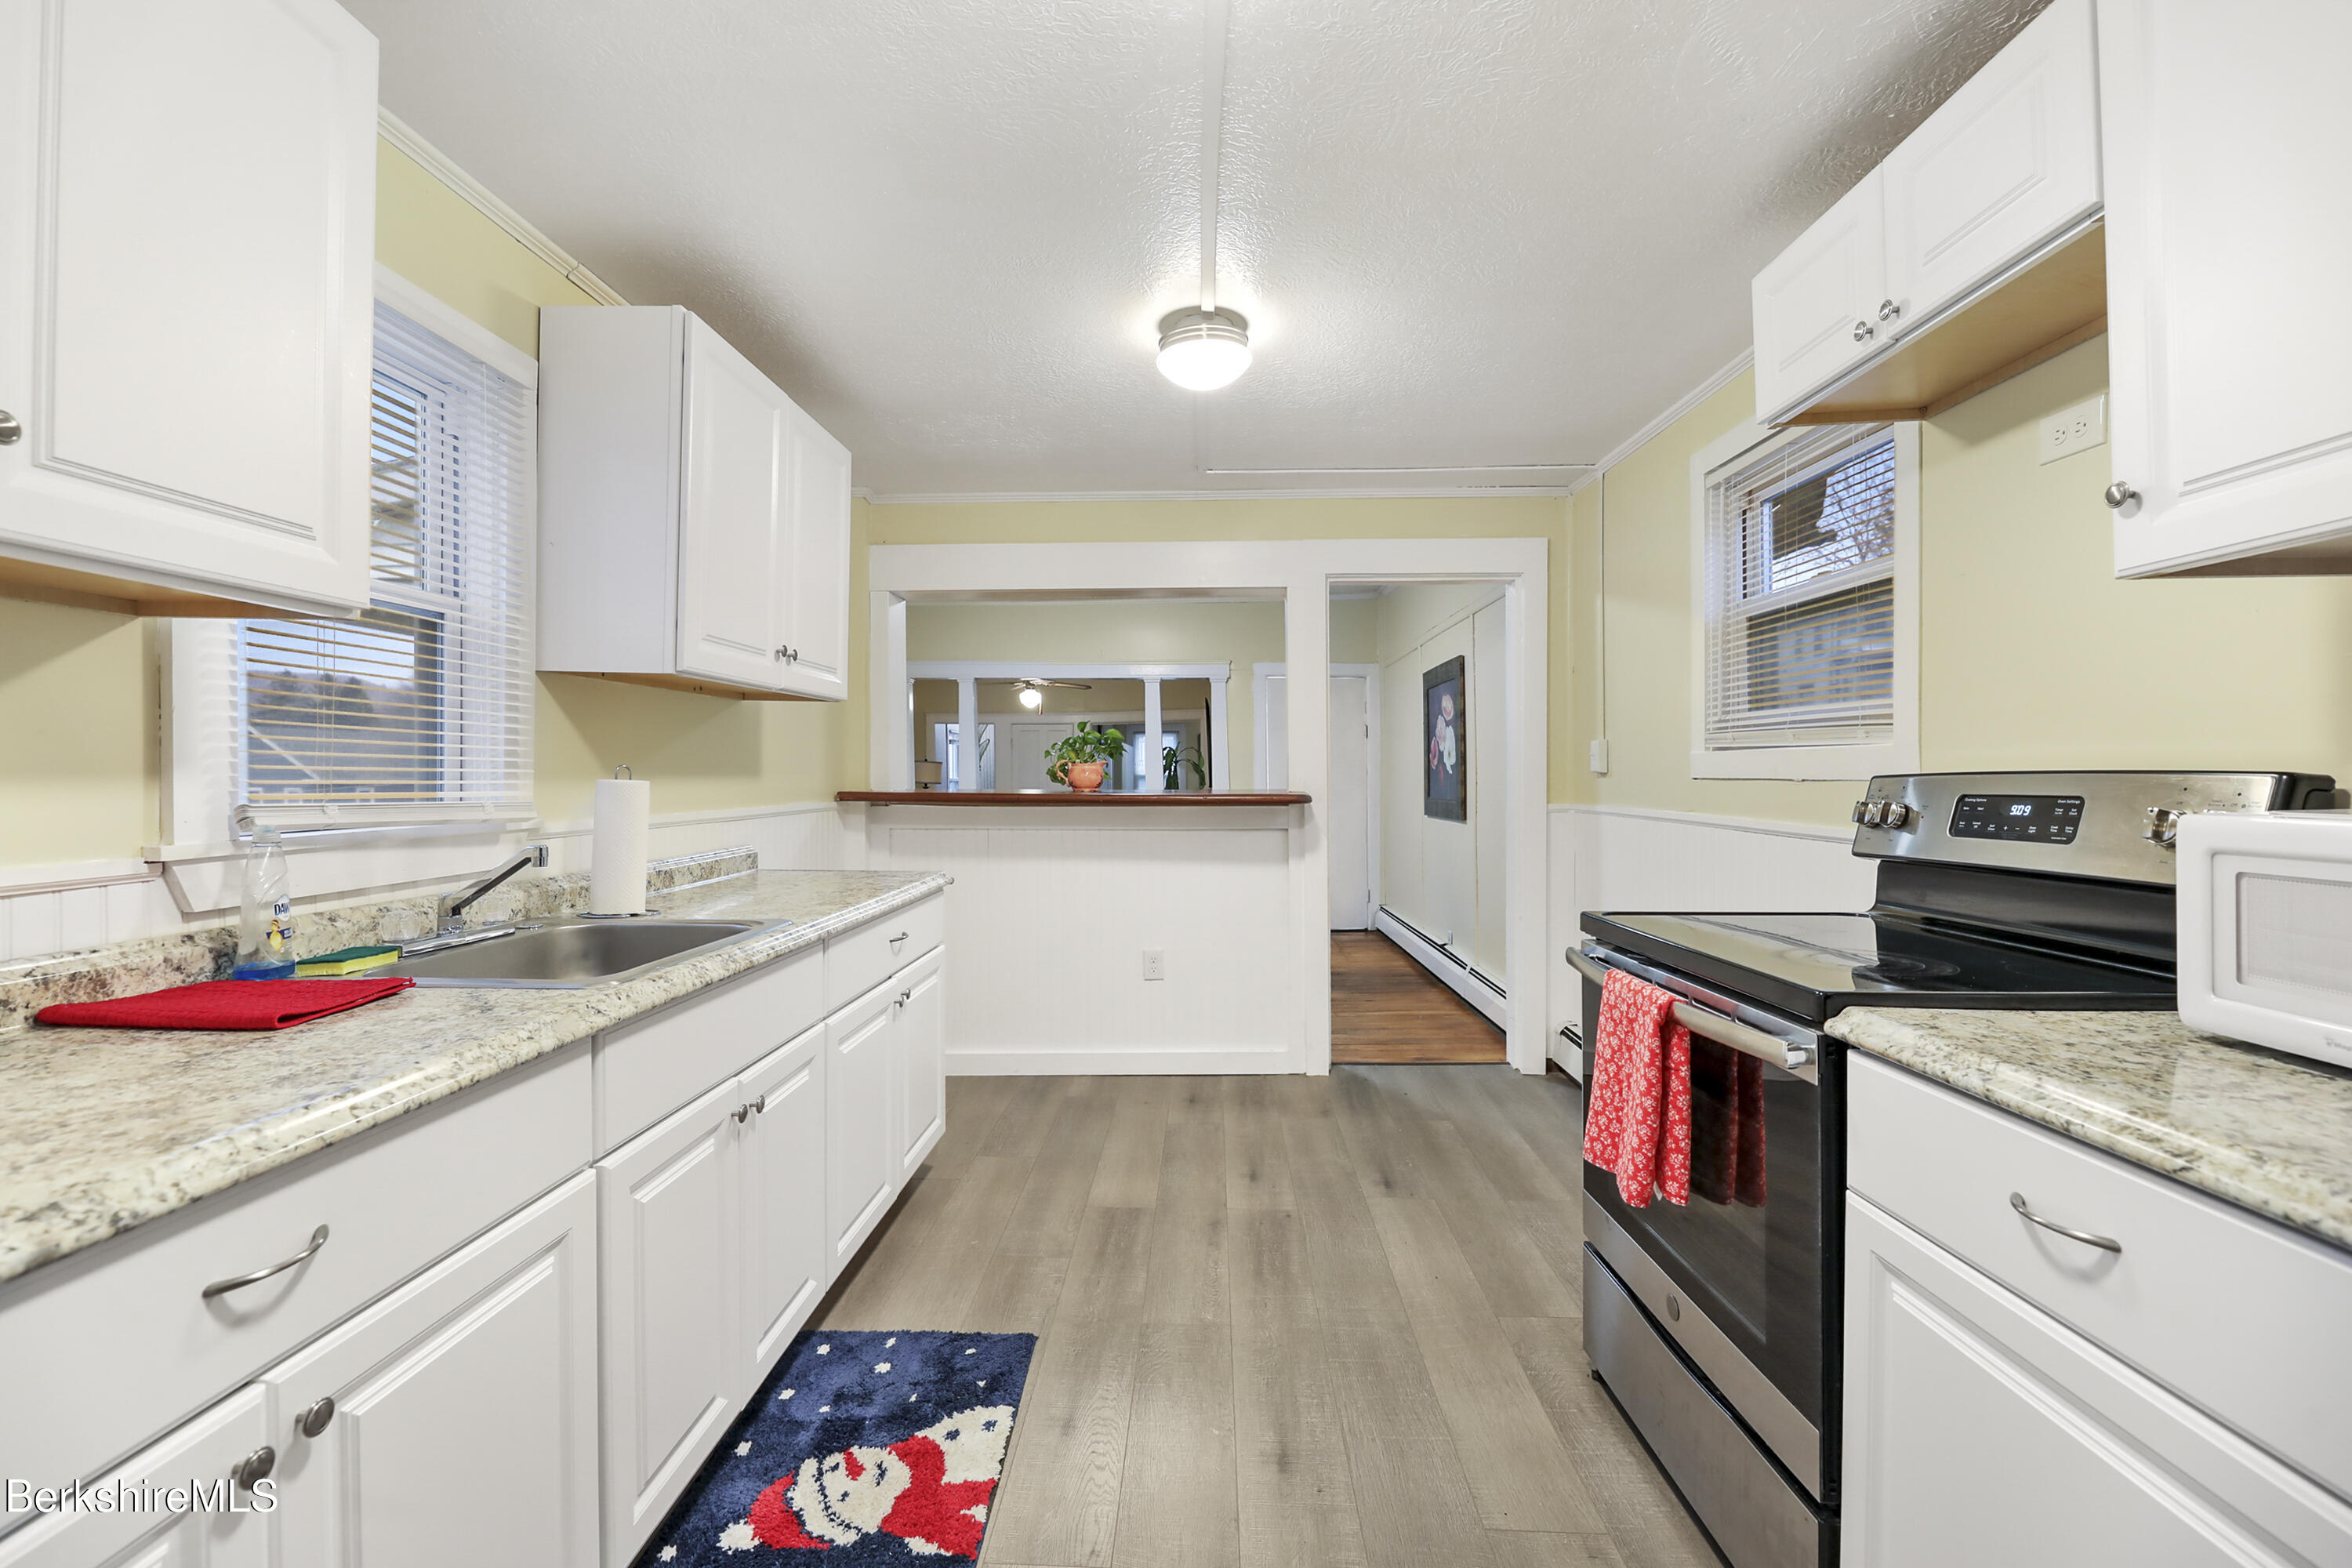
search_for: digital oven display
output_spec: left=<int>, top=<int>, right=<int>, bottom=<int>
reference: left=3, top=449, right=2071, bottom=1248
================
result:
left=1950, top=793, right=2084, bottom=844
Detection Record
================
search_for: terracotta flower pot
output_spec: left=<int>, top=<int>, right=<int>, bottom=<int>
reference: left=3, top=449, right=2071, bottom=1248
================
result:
left=1065, top=760, right=1106, bottom=793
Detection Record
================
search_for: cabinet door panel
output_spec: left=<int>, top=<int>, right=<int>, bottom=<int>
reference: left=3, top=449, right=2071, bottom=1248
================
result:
left=263, top=1174, right=598, bottom=1568
left=0, top=0, right=374, bottom=613
left=0, top=1385, right=273, bottom=1567
left=742, top=1025, right=827, bottom=1377
left=826, top=985, right=898, bottom=1274
left=1881, top=0, right=2100, bottom=328
left=597, top=1081, right=743, bottom=1564
left=1752, top=170, right=1886, bottom=423
left=677, top=316, right=787, bottom=688
left=777, top=405, right=851, bottom=700
left=895, top=948, right=946, bottom=1180
left=2103, top=0, right=2352, bottom=575
left=1844, top=1196, right=2352, bottom=1568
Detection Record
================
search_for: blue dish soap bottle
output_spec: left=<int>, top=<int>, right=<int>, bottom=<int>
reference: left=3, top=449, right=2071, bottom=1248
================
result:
left=233, top=823, right=297, bottom=980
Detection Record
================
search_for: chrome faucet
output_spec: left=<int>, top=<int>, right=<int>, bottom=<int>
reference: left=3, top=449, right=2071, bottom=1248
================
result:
left=435, top=845, right=548, bottom=935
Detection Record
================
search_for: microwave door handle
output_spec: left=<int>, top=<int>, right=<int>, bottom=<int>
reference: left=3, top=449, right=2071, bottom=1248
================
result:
left=1568, top=946, right=1816, bottom=1073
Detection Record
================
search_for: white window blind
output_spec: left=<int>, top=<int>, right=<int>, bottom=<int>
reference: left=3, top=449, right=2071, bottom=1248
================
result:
left=1700, top=423, right=1899, bottom=753
left=230, top=302, right=535, bottom=830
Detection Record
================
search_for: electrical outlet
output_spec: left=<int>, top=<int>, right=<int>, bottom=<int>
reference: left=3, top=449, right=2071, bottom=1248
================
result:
left=2038, top=395, right=2107, bottom=465
left=1142, top=949, right=1166, bottom=981
left=1588, top=738, right=1610, bottom=775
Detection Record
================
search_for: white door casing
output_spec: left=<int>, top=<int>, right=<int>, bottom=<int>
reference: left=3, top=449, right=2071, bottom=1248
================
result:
left=0, top=0, right=377, bottom=615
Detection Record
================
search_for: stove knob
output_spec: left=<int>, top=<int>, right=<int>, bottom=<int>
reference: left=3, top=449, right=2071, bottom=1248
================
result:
left=1850, top=799, right=1872, bottom=825
left=2143, top=805, right=2185, bottom=848
left=1861, top=800, right=1888, bottom=827
left=1881, top=801, right=1914, bottom=829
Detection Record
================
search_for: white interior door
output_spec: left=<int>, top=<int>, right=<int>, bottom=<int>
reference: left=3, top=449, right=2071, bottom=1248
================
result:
left=1004, top=720, right=1074, bottom=790
left=1262, top=671, right=1375, bottom=930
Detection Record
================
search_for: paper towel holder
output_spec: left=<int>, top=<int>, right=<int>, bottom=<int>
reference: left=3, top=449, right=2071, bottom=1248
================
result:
left=585, top=764, right=656, bottom=917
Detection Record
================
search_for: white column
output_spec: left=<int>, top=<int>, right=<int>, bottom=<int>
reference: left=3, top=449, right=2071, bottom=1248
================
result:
left=956, top=677, right=978, bottom=792
left=1141, top=678, right=1164, bottom=792
left=1208, top=677, right=1231, bottom=791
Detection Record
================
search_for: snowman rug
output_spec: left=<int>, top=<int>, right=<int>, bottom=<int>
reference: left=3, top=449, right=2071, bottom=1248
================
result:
left=635, top=1330, right=1036, bottom=1565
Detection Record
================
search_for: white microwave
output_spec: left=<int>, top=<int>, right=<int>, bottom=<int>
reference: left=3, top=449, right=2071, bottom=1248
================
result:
left=2177, top=810, right=2352, bottom=1069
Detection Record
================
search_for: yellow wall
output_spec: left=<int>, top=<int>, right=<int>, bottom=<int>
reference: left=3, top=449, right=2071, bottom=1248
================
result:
left=1569, top=337, right=2352, bottom=829
left=372, top=140, right=598, bottom=356
left=0, top=604, right=155, bottom=866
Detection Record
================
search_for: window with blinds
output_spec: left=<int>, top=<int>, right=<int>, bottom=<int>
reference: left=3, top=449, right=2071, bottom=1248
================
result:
left=232, top=303, right=534, bottom=828
left=1700, top=423, right=1900, bottom=752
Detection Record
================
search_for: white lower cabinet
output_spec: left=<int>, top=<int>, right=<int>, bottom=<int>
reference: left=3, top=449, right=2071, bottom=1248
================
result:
left=896, top=947, right=946, bottom=1181
left=263, top=1174, right=600, bottom=1568
left=596, top=1080, right=746, bottom=1566
left=0, top=1385, right=274, bottom=1567
left=741, top=1025, right=829, bottom=1379
left=825, top=978, right=901, bottom=1275
left=1844, top=1192, right=2352, bottom=1567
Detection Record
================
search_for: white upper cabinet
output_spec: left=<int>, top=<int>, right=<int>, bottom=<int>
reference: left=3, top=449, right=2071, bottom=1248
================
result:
left=1881, top=0, right=2100, bottom=329
left=1752, top=169, right=1887, bottom=422
left=2101, top=0, right=2352, bottom=576
left=0, top=0, right=378, bottom=618
left=539, top=304, right=854, bottom=700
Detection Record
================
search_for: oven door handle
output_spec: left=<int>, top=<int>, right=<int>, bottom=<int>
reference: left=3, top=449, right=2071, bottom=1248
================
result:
left=1568, top=946, right=1816, bottom=1073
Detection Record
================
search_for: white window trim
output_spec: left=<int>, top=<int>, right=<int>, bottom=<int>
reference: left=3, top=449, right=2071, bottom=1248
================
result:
left=158, top=270, right=542, bottom=898
left=1687, top=416, right=1919, bottom=782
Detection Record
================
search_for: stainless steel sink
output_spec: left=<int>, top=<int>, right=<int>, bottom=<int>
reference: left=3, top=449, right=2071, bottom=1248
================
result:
left=385, top=917, right=782, bottom=988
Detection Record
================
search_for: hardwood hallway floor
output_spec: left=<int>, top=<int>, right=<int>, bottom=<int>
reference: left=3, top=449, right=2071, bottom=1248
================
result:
left=813, top=1065, right=1719, bottom=1568
left=1330, top=931, right=1507, bottom=1063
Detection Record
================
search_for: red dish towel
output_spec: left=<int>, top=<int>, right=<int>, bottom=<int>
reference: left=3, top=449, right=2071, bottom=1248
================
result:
left=36, top=977, right=415, bottom=1031
left=1581, top=968, right=1693, bottom=1207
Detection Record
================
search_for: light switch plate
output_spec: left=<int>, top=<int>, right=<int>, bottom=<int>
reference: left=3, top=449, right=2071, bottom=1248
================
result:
left=1589, top=738, right=1610, bottom=775
left=2039, top=395, right=2107, bottom=464
left=1142, top=949, right=1165, bottom=981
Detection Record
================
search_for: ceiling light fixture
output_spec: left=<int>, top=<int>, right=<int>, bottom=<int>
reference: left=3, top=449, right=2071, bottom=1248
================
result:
left=1018, top=684, right=1044, bottom=710
left=1157, top=307, right=1251, bottom=391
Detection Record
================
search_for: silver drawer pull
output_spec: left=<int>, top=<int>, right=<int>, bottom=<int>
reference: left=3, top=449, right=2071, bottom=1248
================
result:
left=751, top=1093, right=769, bottom=1116
left=731, top=1102, right=753, bottom=1124
left=297, top=1396, right=336, bottom=1438
left=888, top=930, right=909, bottom=943
left=228, top=1446, right=275, bottom=1489
left=202, top=1225, right=328, bottom=1300
left=2009, top=1192, right=2122, bottom=1254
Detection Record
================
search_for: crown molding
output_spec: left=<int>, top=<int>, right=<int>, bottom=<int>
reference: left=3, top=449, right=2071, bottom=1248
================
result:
left=377, top=107, right=628, bottom=307
left=1563, top=347, right=1755, bottom=496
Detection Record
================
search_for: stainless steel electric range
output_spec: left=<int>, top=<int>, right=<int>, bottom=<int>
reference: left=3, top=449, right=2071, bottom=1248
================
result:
left=1570, top=769, right=2345, bottom=1568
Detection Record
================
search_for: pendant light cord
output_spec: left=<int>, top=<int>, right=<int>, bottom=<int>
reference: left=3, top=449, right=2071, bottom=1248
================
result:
left=1198, top=0, right=1229, bottom=313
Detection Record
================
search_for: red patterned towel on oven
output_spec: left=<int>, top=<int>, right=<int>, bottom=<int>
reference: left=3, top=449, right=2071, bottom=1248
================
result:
left=1582, top=968, right=1693, bottom=1207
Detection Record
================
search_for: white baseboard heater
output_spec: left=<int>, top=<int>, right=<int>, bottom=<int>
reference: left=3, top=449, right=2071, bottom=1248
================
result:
left=1374, top=906, right=1506, bottom=1028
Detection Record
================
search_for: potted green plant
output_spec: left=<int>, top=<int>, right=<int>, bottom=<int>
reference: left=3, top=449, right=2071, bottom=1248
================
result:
left=1045, top=720, right=1125, bottom=793
left=1162, top=741, right=1207, bottom=791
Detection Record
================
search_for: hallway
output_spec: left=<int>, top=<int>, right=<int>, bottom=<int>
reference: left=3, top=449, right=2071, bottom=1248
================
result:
left=1330, top=931, right=1506, bottom=1064
left=815, top=1065, right=1715, bottom=1568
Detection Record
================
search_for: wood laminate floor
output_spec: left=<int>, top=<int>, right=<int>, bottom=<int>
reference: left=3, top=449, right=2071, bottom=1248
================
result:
left=814, top=1065, right=1721, bottom=1568
left=1330, top=931, right=1508, bottom=1064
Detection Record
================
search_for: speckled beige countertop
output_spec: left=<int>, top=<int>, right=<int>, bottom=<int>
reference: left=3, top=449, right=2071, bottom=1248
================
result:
left=1828, top=1008, right=2352, bottom=1251
left=0, top=869, right=946, bottom=1285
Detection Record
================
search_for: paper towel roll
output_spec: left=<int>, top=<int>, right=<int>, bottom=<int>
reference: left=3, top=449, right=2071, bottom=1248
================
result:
left=590, top=777, right=652, bottom=914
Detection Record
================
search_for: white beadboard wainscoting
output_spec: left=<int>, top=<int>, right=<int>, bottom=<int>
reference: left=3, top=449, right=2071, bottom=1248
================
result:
left=0, top=802, right=859, bottom=965
left=863, top=805, right=1301, bottom=1075
left=1546, top=803, right=1871, bottom=1074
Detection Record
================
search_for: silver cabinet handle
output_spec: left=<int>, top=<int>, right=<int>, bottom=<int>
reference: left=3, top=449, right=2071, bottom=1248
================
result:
left=775, top=646, right=789, bottom=660
left=2103, top=481, right=2139, bottom=510
left=203, top=1225, right=328, bottom=1300
left=750, top=1093, right=768, bottom=1116
left=1852, top=319, right=1875, bottom=343
left=888, top=931, right=909, bottom=943
left=731, top=1102, right=752, bottom=1124
left=229, top=1446, right=275, bottom=1489
left=296, top=1396, right=336, bottom=1438
left=0, top=409, right=20, bottom=445
left=2009, top=1192, right=2122, bottom=1254
left=1878, top=297, right=1901, bottom=322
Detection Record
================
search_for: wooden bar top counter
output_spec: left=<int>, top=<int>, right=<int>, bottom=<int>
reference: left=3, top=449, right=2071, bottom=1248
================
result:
left=838, top=789, right=1311, bottom=806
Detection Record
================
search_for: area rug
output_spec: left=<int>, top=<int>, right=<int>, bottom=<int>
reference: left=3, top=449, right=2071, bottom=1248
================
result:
left=635, top=1330, right=1036, bottom=1564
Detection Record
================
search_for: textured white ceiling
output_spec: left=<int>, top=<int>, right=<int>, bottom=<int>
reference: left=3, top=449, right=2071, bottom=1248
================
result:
left=347, top=0, right=2043, bottom=497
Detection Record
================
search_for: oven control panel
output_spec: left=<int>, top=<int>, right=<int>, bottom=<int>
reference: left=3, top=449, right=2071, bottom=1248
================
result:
left=1848, top=771, right=2343, bottom=884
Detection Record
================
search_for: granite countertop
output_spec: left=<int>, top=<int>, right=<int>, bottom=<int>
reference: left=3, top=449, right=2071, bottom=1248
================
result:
left=0, top=869, right=947, bottom=1286
left=1828, top=1008, right=2352, bottom=1252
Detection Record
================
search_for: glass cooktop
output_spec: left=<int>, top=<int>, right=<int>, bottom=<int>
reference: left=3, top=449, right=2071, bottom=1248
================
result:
left=1584, top=910, right=2174, bottom=1022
